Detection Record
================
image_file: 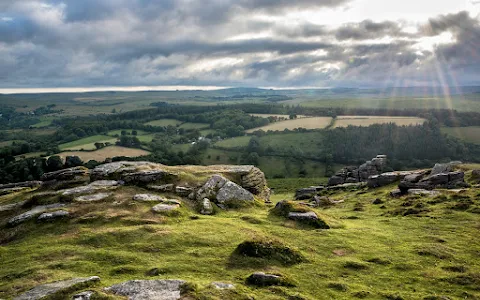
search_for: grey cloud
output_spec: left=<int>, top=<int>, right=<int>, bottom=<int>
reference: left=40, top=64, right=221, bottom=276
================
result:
left=335, top=20, right=410, bottom=40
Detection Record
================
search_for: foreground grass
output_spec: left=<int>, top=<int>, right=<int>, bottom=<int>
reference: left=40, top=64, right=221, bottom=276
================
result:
left=1, top=183, right=480, bottom=299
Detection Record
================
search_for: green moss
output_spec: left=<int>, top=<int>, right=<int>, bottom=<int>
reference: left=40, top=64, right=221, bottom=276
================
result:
left=233, top=239, right=306, bottom=266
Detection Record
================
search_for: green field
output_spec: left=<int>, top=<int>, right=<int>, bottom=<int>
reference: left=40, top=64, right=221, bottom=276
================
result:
left=200, top=129, right=218, bottom=136
left=31, top=118, right=54, bottom=128
left=296, top=95, right=480, bottom=112
left=214, top=136, right=251, bottom=149
left=145, top=119, right=182, bottom=127
left=107, top=129, right=148, bottom=136
left=0, top=140, right=25, bottom=147
left=59, top=146, right=150, bottom=162
left=59, top=135, right=118, bottom=151
left=179, top=122, right=210, bottom=130
left=441, top=126, right=480, bottom=144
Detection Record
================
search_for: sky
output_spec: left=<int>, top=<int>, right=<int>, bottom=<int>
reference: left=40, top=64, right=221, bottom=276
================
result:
left=0, top=0, right=479, bottom=92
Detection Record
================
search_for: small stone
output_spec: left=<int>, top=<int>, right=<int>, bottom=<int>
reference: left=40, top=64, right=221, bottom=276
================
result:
left=175, top=186, right=194, bottom=196
left=75, top=193, right=112, bottom=202
left=372, top=198, right=384, bottom=205
left=133, top=194, right=165, bottom=202
left=72, top=291, right=95, bottom=300
left=199, top=198, right=214, bottom=215
left=37, top=210, right=70, bottom=222
left=152, top=204, right=180, bottom=213
left=287, top=211, right=329, bottom=229
left=211, top=282, right=235, bottom=289
left=147, top=184, right=174, bottom=192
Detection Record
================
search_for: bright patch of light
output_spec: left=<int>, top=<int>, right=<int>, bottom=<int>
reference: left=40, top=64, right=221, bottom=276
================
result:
left=187, top=57, right=244, bottom=72
left=1, top=17, right=13, bottom=22
left=413, top=32, right=454, bottom=51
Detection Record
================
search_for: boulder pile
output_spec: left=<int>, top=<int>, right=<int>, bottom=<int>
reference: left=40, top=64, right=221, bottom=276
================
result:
left=328, top=155, right=387, bottom=186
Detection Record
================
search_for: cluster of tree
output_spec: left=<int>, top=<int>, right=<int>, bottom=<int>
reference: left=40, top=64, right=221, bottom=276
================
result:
left=233, top=121, right=480, bottom=172
left=32, top=104, right=63, bottom=116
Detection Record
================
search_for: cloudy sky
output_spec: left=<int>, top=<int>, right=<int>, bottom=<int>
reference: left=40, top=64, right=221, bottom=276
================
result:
left=0, top=0, right=479, bottom=91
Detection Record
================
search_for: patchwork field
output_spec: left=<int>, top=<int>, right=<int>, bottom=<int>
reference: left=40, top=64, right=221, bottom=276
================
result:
left=250, top=114, right=307, bottom=119
left=179, top=122, right=210, bottom=130
left=441, top=126, right=480, bottom=144
left=214, top=136, right=251, bottom=149
left=59, top=135, right=118, bottom=151
left=145, top=119, right=182, bottom=127
left=0, top=140, right=25, bottom=147
left=59, top=146, right=150, bottom=161
left=246, top=117, right=332, bottom=133
left=333, top=116, right=426, bottom=128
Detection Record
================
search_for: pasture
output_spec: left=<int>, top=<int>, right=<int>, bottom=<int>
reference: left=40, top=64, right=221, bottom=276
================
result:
left=59, top=135, right=118, bottom=151
left=214, top=136, right=251, bottom=148
left=179, top=122, right=210, bottom=130
left=145, top=119, right=182, bottom=127
left=441, top=126, right=480, bottom=144
left=246, top=117, right=332, bottom=133
left=59, top=146, right=150, bottom=162
left=250, top=113, right=307, bottom=119
left=333, top=116, right=425, bottom=128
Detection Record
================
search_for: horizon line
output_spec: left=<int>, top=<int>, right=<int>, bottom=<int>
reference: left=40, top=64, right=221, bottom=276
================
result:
left=0, top=85, right=478, bottom=95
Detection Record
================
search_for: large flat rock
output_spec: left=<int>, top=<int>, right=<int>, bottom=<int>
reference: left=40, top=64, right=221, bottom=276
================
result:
left=105, top=279, right=186, bottom=300
left=8, top=203, right=67, bottom=226
left=13, top=276, right=100, bottom=300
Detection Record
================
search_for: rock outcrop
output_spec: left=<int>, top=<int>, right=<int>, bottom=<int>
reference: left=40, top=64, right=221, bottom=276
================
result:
left=90, top=161, right=269, bottom=201
left=105, top=279, right=186, bottom=300
left=195, top=175, right=254, bottom=207
left=41, top=167, right=89, bottom=182
left=328, top=155, right=388, bottom=186
left=8, top=203, right=67, bottom=226
left=58, top=180, right=122, bottom=196
left=13, top=276, right=100, bottom=300
left=37, top=210, right=70, bottom=222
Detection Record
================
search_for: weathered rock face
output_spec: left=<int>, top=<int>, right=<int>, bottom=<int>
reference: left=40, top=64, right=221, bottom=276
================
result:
left=195, top=175, right=254, bottom=207
left=472, top=169, right=480, bottom=179
left=295, top=186, right=324, bottom=200
left=8, top=203, right=67, bottom=226
left=431, top=161, right=461, bottom=175
left=13, top=276, right=100, bottom=300
left=397, top=162, right=468, bottom=194
left=211, top=282, right=235, bottom=290
left=133, top=194, right=165, bottom=202
left=328, top=155, right=387, bottom=186
left=91, top=161, right=269, bottom=201
left=0, top=200, right=27, bottom=212
left=75, top=193, right=112, bottom=203
left=37, top=210, right=70, bottom=222
left=367, top=171, right=423, bottom=188
left=152, top=203, right=180, bottom=213
left=58, top=180, right=122, bottom=196
left=0, top=181, right=41, bottom=195
left=104, top=279, right=186, bottom=300
left=147, top=184, right=174, bottom=192
left=41, top=167, right=89, bottom=182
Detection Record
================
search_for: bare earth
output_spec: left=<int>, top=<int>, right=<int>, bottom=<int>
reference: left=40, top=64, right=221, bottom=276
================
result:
left=246, top=117, right=332, bottom=133
left=333, top=116, right=426, bottom=128
left=59, top=146, right=150, bottom=162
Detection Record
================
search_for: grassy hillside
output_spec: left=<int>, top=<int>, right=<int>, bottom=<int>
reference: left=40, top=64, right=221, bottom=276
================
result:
left=59, top=135, right=118, bottom=151
left=1, top=174, right=480, bottom=299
